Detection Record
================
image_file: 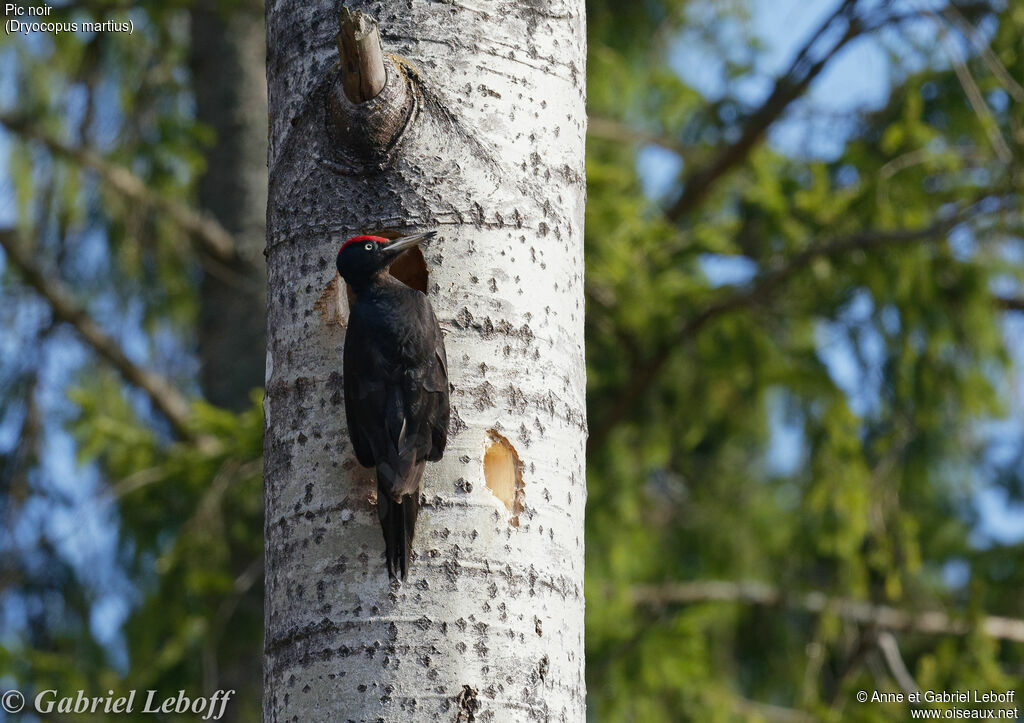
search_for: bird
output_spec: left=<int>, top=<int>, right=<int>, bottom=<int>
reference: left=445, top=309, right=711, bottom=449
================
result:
left=336, top=231, right=449, bottom=581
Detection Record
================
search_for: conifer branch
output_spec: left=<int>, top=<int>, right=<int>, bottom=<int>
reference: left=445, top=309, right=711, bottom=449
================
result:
left=0, top=113, right=240, bottom=265
left=589, top=196, right=1014, bottom=452
left=0, top=228, right=208, bottom=445
left=633, top=579, right=1024, bottom=644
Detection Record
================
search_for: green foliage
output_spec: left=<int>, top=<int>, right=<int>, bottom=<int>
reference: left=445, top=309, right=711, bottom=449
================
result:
left=584, top=0, right=1024, bottom=719
left=3, top=371, right=264, bottom=721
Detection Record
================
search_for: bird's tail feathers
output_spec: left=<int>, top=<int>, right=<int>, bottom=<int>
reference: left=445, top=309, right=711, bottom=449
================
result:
left=378, top=482, right=420, bottom=582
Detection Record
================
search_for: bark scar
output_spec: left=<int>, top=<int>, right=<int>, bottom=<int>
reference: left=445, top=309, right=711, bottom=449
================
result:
left=316, top=274, right=349, bottom=328
left=483, top=430, right=524, bottom=527
left=455, top=684, right=480, bottom=722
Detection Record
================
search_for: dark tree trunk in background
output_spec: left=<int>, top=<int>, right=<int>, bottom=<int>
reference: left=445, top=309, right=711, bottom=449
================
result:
left=190, top=0, right=268, bottom=411
left=188, top=1, right=268, bottom=715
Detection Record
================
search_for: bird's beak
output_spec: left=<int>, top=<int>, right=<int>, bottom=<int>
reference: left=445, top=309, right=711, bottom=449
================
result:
left=384, top=231, right=436, bottom=258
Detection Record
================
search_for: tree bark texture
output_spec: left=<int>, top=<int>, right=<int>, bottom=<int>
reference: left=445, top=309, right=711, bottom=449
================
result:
left=263, top=1, right=587, bottom=720
left=191, top=0, right=269, bottom=411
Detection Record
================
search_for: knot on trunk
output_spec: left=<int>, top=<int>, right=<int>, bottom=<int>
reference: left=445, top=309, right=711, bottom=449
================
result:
left=328, top=8, right=416, bottom=165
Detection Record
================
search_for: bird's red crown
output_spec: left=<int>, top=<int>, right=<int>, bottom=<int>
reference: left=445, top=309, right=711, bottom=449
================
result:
left=340, top=235, right=389, bottom=254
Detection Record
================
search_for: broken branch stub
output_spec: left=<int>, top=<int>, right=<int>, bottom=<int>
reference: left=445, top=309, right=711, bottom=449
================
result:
left=329, top=8, right=413, bottom=163
left=336, top=7, right=387, bottom=103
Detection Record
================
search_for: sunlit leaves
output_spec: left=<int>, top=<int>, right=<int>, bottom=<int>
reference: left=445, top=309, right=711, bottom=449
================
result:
left=585, top=0, right=1023, bottom=719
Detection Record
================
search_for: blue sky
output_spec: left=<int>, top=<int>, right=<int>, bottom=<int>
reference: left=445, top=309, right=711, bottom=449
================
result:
left=636, top=0, right=1024, bottom=546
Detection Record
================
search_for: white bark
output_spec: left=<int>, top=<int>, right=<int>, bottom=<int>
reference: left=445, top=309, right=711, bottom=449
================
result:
left=264, top=1, right=587, bottom=720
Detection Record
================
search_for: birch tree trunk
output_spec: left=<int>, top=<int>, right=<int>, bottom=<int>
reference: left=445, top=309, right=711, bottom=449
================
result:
left=263, top=1, right=587, bottom=720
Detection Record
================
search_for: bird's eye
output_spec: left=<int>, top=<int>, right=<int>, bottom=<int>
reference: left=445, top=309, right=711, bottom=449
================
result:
left=364, top=243, right=374, bottom=251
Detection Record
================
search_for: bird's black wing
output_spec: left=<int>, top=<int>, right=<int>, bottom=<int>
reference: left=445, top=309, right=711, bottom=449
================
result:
left=343, top=311, right=389, bottom=468
left=419, top=301, right=449, bottom=462
left=345, top=289, right=448, bottom=491
left=383, top=293, right=448, bottom=483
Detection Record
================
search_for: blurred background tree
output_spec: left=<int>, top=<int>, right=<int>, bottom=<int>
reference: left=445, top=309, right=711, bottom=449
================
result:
left=0, top=0, right=1022, bottom=721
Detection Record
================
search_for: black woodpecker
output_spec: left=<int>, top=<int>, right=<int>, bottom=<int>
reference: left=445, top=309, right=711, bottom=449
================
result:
left=336, top=232, right=450, bottom=581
